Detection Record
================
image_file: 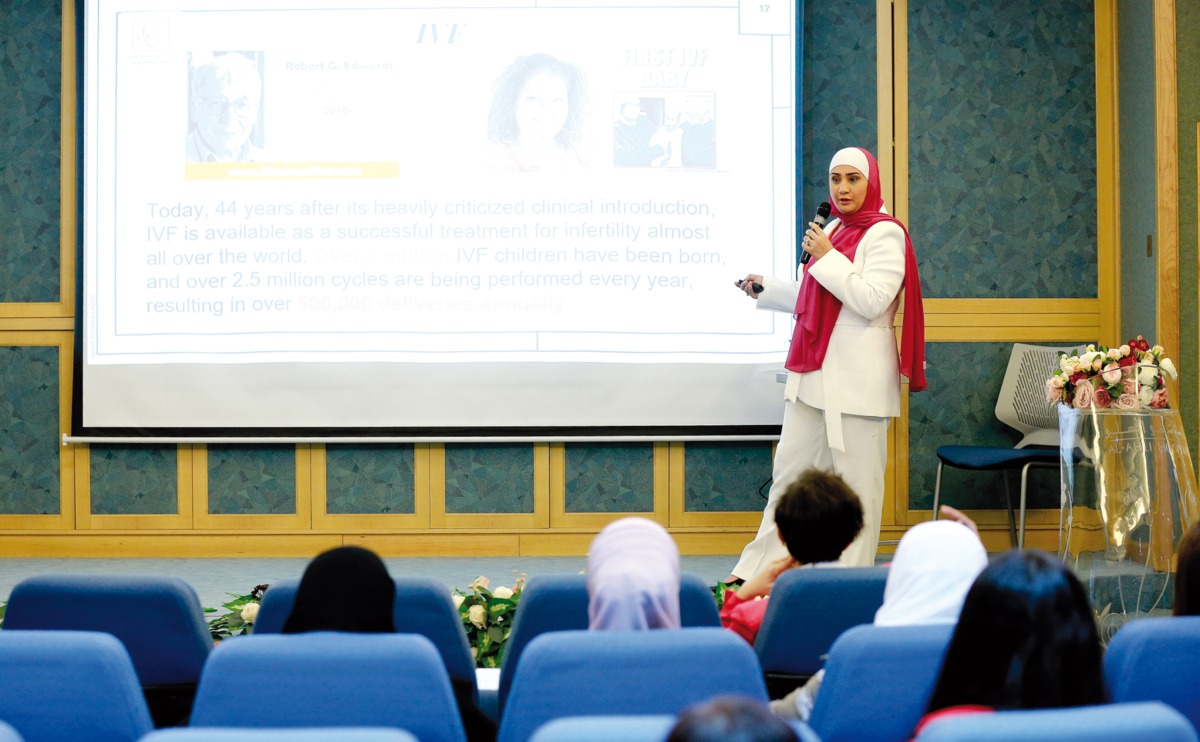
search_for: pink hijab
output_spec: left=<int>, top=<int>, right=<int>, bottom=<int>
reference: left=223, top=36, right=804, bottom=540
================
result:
left=785, top=147, right=927, bottom=392
left=586, top=517, right=681, bottom=631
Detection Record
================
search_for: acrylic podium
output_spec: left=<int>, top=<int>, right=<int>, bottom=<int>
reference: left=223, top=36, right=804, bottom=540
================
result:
left=1058, top=405, right=1200, bottom=644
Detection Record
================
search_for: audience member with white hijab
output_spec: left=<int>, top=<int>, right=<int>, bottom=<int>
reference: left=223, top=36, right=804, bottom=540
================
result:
left=586, top=517, right=682, bottom=631
left=770, top=509, right=988, bottom=721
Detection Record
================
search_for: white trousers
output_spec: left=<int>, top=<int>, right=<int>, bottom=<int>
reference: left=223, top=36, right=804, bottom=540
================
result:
left=731, top=399, right=889, bottom=578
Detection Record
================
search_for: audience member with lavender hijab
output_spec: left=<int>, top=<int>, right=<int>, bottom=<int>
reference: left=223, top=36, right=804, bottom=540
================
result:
left=587, top=517, right=682, bottom=630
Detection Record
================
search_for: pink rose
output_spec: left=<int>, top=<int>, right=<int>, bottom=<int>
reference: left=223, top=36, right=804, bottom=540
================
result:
left=1150, top=388, right=1169, bottom=409
left=1045, top=381, right=1062, bottom=403
left=1092, top=386, right=1112, bottom=409
left=1121, top=377, right=1138, bottom=396
left=1073, top=382, right=1094, bottom=409
left=1101, top=363, right=1122, bottom=384
left=1115, top=393, right=1139, bottom=410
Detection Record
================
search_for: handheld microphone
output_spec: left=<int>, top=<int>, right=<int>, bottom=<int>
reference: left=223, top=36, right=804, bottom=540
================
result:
left=799, top=201, right=832, bottom=265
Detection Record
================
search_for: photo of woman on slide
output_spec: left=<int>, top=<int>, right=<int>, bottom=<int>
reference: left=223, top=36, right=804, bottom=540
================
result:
left=485, top=53, right=589, bottom=173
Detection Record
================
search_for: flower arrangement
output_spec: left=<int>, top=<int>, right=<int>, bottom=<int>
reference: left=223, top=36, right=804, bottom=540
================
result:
left=203, top=574, right=739, bottom=666
left=452, top=574, right=524, bottom=668
left=205, top=584, right=267, bottom=641
left=1045, top=335, right=1178, bottom=410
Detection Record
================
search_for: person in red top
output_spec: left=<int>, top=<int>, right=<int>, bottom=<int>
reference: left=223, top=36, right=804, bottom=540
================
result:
left=913, top=549, right=1106, bottom=738
left=720, top=469, right=864, bottom=644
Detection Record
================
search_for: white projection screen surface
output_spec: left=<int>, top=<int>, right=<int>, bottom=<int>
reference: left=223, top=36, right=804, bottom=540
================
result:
left=78, top=0, right=798, bottom=435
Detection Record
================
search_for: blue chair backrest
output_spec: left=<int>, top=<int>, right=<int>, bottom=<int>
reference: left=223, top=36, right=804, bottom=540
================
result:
left=915, top=702, right=1198, bottom=741
left=680, top=572, right=722, bottom=627
left=190, top=633, right=466, bottom=742
left=809, top=623, right=954, bottom=742
left=0, top=630, right=153, bottom=742
left=254, top=576, right=476, bottom=686
left=755, top=566, right=888, bottom=677
left=497, top=627, right=767, bottom=742
left=497, top=572, right=719, bottom=712
left=1104, top=616, right=1200, bottom=732
left=143, top=728, right=419, bottom=742
left=529, top=715, right=821, bottom=742
left=3, top=573, right=212, bottom=686
left=529, top=715, right=677, bottom=742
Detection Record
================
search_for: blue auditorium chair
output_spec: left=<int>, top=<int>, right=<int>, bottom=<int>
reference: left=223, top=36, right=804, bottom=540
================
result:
left=0, top=630, right=153, bottom=742
left=496, top=627, right=767, bottom=742
left=528, top=715, right=677, bottom=742
left=809, top=623, right=955, bottom=742
left=189, top=633, right=466, bottom=742
left=142, top=728, right=418, bottom=742
left=915, top=702, right=1197, bottom=741
left=254, top=576, right=477, bottom=691
left=496, top=572, right=719, bottom=713
left=529, top=715, right=822, bottom=742
left=754, top=566, right=888, bottom=696
left=3, top=574, right=212, bottom=726
left=1104, top=616, right=1200, bottom=732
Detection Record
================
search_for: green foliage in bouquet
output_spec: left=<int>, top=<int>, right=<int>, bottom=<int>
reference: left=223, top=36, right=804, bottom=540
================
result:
left=205, top=583, right=268, bottom=641
left=453, top=575, right=524, bottom=668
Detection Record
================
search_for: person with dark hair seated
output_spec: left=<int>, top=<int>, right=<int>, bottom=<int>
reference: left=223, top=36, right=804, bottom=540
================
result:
left=719, top=469, right=864, bottom=644
left=1174, top=520, right=1200, bottom=615
left=914, top=549, right=1106, bottom=735
left=668, top=695, right=799, bottom=742
left=283, top=546, right=496, bottom=742
left=282, top=545, right=395, bottom=633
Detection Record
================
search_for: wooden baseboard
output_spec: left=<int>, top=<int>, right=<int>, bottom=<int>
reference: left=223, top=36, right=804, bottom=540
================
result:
left=0, top=521, right=1059, bottom=558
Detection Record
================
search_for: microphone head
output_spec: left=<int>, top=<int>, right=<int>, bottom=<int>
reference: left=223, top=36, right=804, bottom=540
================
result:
left=813, top=201, right=831, bottom=227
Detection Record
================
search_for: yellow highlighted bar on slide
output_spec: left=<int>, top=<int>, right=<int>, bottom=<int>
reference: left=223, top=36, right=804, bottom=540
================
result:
left=185, top=162, right=399, bottom=180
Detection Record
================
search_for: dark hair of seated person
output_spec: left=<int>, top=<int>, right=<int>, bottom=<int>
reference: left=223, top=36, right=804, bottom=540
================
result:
left=774, top=469, right=864, bottom=564
left=282, top=545, right=396, bottom=633
left=1174, top=520, right=1200, bottom=616
left=667, top=695, right=799, bottom=742
left=281, top=545, right=497, bottom=742
left=926, top=549, right=1106, bottom=713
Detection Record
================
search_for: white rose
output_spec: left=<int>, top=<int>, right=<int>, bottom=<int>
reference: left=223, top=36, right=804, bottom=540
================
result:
left=1138, top=366, right=1158, bottom=386
left=1139, top=387, right=1154, bottom=406
left=493, top=586, right=514, bottom=599
left=1107, top=348, right=1122, bottom=361
left=468, top=604, right=487, bottom=629
left=1120, top=344, right=1131, bottom=356
left=240, top=602, right=260, bottom=624
left=453, top=594, right=465, bottom=609
left=1161, top=358, right=1178, bottom=380
left=1101, top=363, right=1122, bottom=385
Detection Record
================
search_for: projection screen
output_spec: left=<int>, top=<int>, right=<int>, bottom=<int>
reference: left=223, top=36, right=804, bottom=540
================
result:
left=76, top=0, right=798, bottom=436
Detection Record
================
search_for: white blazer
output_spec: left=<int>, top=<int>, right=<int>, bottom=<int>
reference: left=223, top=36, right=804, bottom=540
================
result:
left=757, top=218, right=906, bottom=431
